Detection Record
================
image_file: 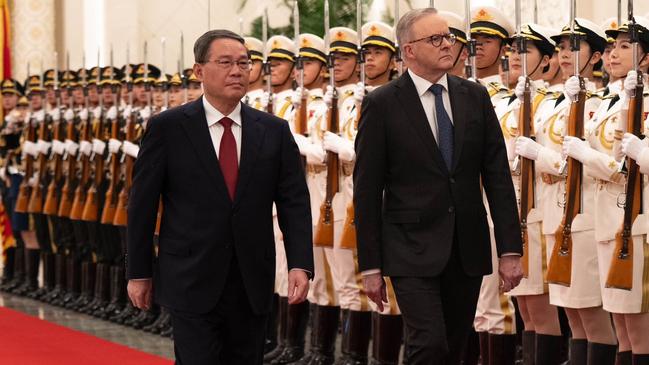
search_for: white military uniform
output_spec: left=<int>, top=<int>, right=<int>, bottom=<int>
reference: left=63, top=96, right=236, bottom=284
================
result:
left=584, top=81, right=649, bottom=314
left=245, top=88, right=265, bottom=111
left=537, top=82, right=604, bottom=308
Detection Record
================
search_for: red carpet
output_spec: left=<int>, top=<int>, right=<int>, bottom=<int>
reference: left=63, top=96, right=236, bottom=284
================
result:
left=0, top=307, right=173, bottom=364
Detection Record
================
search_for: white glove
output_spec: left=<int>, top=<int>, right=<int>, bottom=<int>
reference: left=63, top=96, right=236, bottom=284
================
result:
left=139, top=106, right=151, bottom=121
left=122, top=105, right=132, bottom=119
left=28, top=175, right=38, bottom=187
left=353, top=82, right=365, bottom=103
left=23, top=141, right=38, bottom=158
left=92, top=138, right=106, bottom=155
left=261, top=92, right=271, bottom=110
left=514, top=76, right=535, bottom=102
left=323, top=85, right=334, bottom=108
left=79, top=140, right=92, bottom=156
left=5, top=112, right=16, bottom=125
left=49, top=107, right=61, bottom=121
left=0, top=167, right=6, bottom=181
left=65, top=139, right=79, bottom=156
left=78, top=108, right=89, bottom=121
left=51, top=140, right=66, bottom=155
left=33, top=109, right=45, bottom=123
left=106, top=105, right=118, bottom=120
left=621, top=133, right=649, bottom=160
left=92, top=106, right=102, bottom=120
left=563, top=75, right=582, bottom=103
left=292, top=133, right=310, bottom=155
left=623, top=70, right=638, bottom=100
left=562, top=136, right=592, bottom=163
left=514, top=136, right=542, bottom=160
left=291, top=87, right=306, bottom=108
left=36, top=139, right=51, bottom=155
left=63, top=108, right=75, bottom=122
left=108, top=138, right=122, bottom=154
left=122, top=140, right=140, bottom=158
left=323, top=131, right=355, bottom=162
left=304, top=144, right=325, bottom=165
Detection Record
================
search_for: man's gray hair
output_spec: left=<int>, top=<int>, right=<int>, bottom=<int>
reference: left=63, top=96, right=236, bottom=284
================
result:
left=396, top=7, right=438, bottom=46
left=194, top=29, right=245, bottom=63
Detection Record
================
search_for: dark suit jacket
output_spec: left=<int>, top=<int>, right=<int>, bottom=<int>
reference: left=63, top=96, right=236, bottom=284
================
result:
left=127, top=98, right=313, bottom=315
left=353, top=72, right=522, bottom=278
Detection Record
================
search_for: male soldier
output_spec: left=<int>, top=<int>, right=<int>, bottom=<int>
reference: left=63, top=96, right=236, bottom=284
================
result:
left=286, top=33, right=342, bottom=365
left=261, top=34, right=305, bottom=365
left=439, top=12, right=469, bottom=78
left=11, top=74, right=46, bottom=297
left=468, top=6, right=519, bottom=364
left=244, top=37, right=266, bottom=111
left=0, top=79, right=23, bottom=290
left=320, top=26, right=368, bottom=364
left=43, top=69, right=58, bottom=110
left=167, top=72, right=184, bottom=107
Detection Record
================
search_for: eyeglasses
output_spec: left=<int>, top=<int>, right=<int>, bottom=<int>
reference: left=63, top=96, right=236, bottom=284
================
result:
left=206, top=59, right=253, bottom=71
left=409, top=33, right=457, bottom=47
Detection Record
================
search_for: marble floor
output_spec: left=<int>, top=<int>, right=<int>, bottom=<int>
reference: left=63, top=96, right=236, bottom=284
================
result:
left=0, top=292, right=175, bottom=360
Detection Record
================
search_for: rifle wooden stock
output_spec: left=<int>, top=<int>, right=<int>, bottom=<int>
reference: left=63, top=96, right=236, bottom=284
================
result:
left=15, top=121, right=36, bottom=213
left=295, top=94, right=308, bottom=135
left=339, top=202, right=357, bottom=249
left=43, top=120, right=64, bottom=215
left=81, top=117, right=106, bottom=222
left=606, top=83, right=644, bottom=290
left=100, top=117, right=121, bottom=225
left=314, top=93, right=339, bottom=247
left=27, top=119, right=50, bottom=214
left=547, top=84, right=586, bottom=286
left=155, top=200, right=163, bottom=235
left=58, top=118, right=79, bottom=217
left=113, top=114, right=136, bottom=227
left=518, top=81, right=535, bottom=278
left=69, top=120, right=91, bottom=221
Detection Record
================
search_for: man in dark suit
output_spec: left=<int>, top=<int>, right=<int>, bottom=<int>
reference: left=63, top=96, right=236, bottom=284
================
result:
left=353, top=8, right=523, bottom=365
left=126, top=29, right=313, bottom=365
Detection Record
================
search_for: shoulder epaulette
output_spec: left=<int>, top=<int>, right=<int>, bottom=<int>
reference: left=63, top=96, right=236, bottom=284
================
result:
left=488, top=81, right=508, bottom=93
left=536, top=88, right=549, bottom=96
left=310, top=95, right=323, bottom=101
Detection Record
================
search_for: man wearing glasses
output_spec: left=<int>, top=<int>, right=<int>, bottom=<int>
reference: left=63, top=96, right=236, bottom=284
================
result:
left=126, top=29, right=313, bottom=364
left=354, top=8, right=523, bottom=364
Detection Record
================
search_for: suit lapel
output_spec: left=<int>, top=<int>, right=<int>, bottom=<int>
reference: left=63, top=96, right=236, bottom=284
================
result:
left=181, top=99, right=230, bottom=201
left=233, top=104, right=265, bottom=209
left=448, top=75, right=468, bottom=172
left=395, top=73, right=448, bottom=174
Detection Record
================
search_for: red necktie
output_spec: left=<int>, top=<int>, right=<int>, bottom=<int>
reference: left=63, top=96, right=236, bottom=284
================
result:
left=218, top=117, right=238, bottom=200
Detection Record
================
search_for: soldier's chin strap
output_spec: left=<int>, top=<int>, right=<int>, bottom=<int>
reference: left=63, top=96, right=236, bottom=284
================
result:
left=272, top=64, right=295, bottom=89
left=304, top=63, right=326, bottom=89
left=452, top=44, right=466, bottom=68
left=579, top=52, right=595, bottom=75
left=366, top=56, right=394, bottom=82
left=477, top=39, right=505, bottom=71
left=528, top=58, right=544, bottom=78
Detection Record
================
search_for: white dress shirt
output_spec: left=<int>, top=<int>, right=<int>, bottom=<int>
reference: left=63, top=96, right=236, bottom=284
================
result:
left=203, top=96, right=242, bottom=161
left=408, top=69, right=454, bottom=143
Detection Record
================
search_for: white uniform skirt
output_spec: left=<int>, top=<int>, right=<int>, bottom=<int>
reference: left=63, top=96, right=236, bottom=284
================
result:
left=598, top=235, right=649, bottom=314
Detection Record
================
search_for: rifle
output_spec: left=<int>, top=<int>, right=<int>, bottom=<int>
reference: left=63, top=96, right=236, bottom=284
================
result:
left=293, top=1, right=307, bottom=135
left=69, top=55, right=91, bottom=221
left=512, top=1, right=534, bottom=278
left=263, top=9, right=273, bottom=114
left=341, top=0, right=364, bottom=250
left=547, top=7, right=585, bottom=286
left=314, top=2, right=339, bottom=247
left=100, top=48, right=121, bottom=225
left=465, top=0, right=477, bottom=80
left=113, top=68, right=134, bottom=227
left=43, top=53, right=64, bottom=216
left=606, top=5, right=643, bottom=290
left=394, top=0, right=403, bottom=76
left=15, top=115, right=36, bottom=213
left=27, top=110, right=50, bottom=214
left=81, top=50, right=105, bottom=222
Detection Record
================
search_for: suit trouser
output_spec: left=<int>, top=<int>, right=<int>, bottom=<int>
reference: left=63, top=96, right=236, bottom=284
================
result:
left=392, top=240, right=483, bottom=365
left=169, top=257, right=268, bottom=365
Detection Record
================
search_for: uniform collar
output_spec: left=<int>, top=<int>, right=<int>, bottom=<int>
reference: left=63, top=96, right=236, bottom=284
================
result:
left=203, top=95, right=242, bottom=128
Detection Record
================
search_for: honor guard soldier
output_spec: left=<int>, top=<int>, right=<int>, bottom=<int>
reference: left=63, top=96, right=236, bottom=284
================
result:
left=0, top=78, right=24, bottom=291
left=167, top=72, right=184, bottom=108
left=590, top=16, right=649, bottom=364
left=601, top=18, right=622, bottom=93
left=244, top=37, right=266, bottom=110
left=470, top=6, right=515, bottom=105
left=182, top=68, right=202, bottom=103
left=438, top=12, right=469, bottom=78
left=493, top=23, right=558, bottom=365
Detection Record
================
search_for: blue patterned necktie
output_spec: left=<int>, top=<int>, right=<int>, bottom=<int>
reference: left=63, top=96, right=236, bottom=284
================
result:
left=429, top=84, right=454, bottom=170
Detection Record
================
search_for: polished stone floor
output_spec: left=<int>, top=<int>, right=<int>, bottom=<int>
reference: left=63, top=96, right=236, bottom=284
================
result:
left=0, top=292, right=175, bottom=360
